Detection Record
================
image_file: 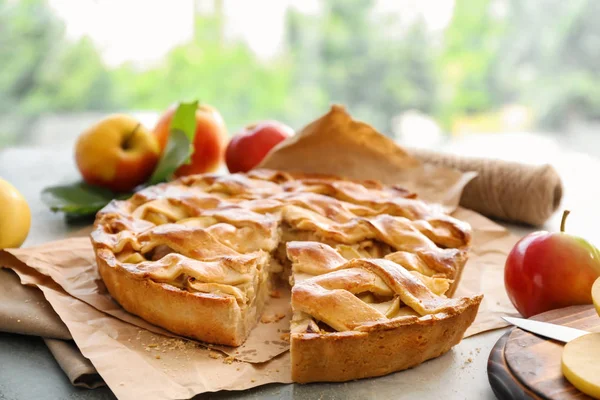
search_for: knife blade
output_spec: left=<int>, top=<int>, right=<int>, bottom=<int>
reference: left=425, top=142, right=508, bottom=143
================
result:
left=502, top=316, right=590, bottom=343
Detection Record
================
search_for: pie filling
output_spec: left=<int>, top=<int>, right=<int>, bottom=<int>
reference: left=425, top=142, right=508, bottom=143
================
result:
left=92, top=169, right=480, bottom=354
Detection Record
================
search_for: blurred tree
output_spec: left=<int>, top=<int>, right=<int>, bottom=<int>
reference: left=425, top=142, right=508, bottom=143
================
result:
left=499, top=0, right=600, bottom=129
left=0, top=0, right=63, bottom=114
left=0, top=0, right=118, bottom=145
left=283, top=7, right=329, bottom=129
left=7, top=0, right=600, bottom=147
left=437, top=0, right=508, bottom=130
left=0, top=0, right=63, bottom=144
left=439, top=0, right=600, bottom=130
left=24, top=37, right=119, bottom=113
left=286, top=0, right=438, bottom=134
left=116, top=14, right=296, bottom=134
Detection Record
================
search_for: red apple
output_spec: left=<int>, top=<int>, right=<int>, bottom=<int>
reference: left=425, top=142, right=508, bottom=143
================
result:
left=504, top=211, right=600, bottom=317
left=225, top=121, right=293, bottom=173
left=75, top=114, right=160, bottom=193
left=153, top=104, right=228, bottom=177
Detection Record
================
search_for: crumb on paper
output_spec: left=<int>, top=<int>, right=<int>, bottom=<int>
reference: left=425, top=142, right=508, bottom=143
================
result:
left=269, top=289, right=281, bottom=298
left=236, top=367, right=241, bottom=371
left=260, top=313, right=285, bottom=324
left=280, top=333, right=290, bottom=342
left=223, top=355, right=235, bottom=364
left=251, top=379, right=256, bottom=383
left=163, top=338, right=194, bottom=352
left=147, top=343, right=158, bottom=348
left=144, top=346, right=159, bottom=352
left=209, top=351, right=221, bottom=360
left=155, top=355, right=161, bottom=360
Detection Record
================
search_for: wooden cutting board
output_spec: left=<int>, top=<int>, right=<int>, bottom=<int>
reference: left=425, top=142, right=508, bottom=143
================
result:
left=488, top=305, right=600, bottom=400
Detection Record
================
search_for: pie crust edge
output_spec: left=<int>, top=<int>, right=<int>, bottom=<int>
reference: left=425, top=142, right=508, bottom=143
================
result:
left=95, top=248, right=263, bottom=346
left=290, top=294, right=482, bottom=382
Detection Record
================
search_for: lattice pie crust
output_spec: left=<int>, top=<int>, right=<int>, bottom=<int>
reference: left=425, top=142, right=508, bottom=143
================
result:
left=91, top=169, right=483, bottom=382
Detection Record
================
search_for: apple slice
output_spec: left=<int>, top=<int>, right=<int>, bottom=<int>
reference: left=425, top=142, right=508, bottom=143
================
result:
left=562, top=333, right=600, bottom=399
left=593, top=277, right=600, bottom=318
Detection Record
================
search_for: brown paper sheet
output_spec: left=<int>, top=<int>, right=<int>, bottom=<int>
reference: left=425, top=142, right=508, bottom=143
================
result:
left=6, top=238, right=291, bottom=364
left=4, top=256, right=292, bottom=399
left=259, top=105, right=478, bottom=210
left=0, top=105, right=521, bottom=398
left=452, top=208, right=521, bottom=336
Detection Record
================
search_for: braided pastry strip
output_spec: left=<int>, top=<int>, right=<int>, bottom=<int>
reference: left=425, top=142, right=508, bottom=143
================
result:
left=174, top=170, right=469, bottom=243
left=93, top=169, right=470, bottom=306
left=287, top=241, right=450, bottom=292
left=290, top=253, right=468, bottom=332
left=122, top=170, right=469, bottom=252
left=283, top=206, right=466, bottom=278
left=93, top=195, right=280, bottom=305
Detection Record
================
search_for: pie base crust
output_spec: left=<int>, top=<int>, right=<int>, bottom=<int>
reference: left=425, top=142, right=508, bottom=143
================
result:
left=290, top=295, right=481, bottom=383
left=95, top=249, right=269, bottom=347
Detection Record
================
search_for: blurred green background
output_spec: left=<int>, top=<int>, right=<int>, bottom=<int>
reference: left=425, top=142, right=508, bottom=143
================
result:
left=2, top=0, right=600, bottom=148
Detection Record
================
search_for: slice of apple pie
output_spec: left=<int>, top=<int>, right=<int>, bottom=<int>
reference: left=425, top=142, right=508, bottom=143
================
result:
left=287, top=241, right=482, bottom=382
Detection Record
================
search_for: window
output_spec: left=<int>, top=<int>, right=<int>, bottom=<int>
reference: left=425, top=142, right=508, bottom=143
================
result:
left=2, top=0, right=599, bottom=156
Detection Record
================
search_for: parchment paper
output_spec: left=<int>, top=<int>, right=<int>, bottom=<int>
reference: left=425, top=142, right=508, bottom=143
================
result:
left=2, top=252, right=292, bottom=399
left=259, top=105, right=478, bottom=210
left=0, top=105, right=520, bottom=399
left=5, top=238, right=291, bottom=363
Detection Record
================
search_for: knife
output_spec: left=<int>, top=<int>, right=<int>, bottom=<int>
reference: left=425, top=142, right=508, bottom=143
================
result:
left=502, top=316, right=591, bottom=343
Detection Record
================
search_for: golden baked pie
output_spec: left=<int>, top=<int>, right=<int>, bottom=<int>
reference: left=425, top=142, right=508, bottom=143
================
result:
left=91, top=169, right=483, bottom=382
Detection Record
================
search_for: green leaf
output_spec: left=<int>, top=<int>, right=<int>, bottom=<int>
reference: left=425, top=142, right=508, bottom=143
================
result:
left=148, top=130, right=192, bottom=184
left=170, top=100, right=198, bottom=143
left=148, top=100, right=198, bottom=184
left=41, top=182, right=124, bottom=216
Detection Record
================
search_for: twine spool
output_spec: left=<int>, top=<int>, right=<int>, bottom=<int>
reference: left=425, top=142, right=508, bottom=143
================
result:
left=408, top=148, right=563, bottom=226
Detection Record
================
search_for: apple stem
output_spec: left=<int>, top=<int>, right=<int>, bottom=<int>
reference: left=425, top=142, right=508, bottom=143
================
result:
left=560, top=210, right=570, bottom=233
left=122, top=123, right=141, bottom=150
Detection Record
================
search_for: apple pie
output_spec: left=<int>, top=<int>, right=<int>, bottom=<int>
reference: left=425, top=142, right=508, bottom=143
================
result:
left=91, top=169, right=483, bottom=382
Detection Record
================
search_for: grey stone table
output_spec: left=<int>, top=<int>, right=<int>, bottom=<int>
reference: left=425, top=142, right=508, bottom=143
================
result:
left=1, top=135, right=598, bottom=400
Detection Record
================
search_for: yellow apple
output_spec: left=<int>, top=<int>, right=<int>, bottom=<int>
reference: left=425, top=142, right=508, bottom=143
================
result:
left=0, top=177, right=31, bottom=249
left=75, top=114, right=160, bottom=192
